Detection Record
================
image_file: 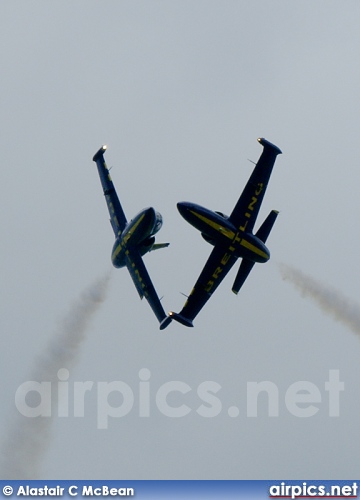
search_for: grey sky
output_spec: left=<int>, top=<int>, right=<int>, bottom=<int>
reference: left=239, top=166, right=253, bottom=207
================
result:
left=1, top=0, right=360, bottom=479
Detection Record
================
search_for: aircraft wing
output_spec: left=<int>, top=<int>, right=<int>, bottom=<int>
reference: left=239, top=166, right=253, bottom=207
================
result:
left=93, top=146, right=127, bottom=236
left=125, top=249, right=167, bottom=324
left=168, top=243, right=238, bottom=327
left=228, top=138, right=282, bottom=234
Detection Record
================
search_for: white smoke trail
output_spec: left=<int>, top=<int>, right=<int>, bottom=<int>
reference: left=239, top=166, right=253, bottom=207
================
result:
left=0, top=272, right=111, bottom=479
left=279, top=263, right=360, bottom=336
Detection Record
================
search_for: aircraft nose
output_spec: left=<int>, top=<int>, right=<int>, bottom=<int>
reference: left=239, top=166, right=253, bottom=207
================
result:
left=140, top=207, right=157, bottom=231
left=177, top=202, right=191, bottom=218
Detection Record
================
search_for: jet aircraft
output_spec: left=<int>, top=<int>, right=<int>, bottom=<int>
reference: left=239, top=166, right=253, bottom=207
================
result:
left=93, top=146, right=169, bottom=325
left=159, top=138, right=282, bottom=330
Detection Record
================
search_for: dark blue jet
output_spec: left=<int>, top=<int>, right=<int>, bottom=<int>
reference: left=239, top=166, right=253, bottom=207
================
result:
left=160, top=138, right=282, bottom=330
left=93, top=146, right=169, bottom=325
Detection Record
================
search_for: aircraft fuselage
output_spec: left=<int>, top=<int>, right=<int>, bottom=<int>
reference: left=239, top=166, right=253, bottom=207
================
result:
left=177, top=201, right=270, bottom=263
left=111, top=207, right=162, bottom=268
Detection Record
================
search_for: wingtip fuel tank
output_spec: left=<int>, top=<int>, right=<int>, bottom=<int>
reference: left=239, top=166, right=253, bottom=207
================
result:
left=93, top=145, right=107, bottom=162
left=257, top=138, right=282, bottom=155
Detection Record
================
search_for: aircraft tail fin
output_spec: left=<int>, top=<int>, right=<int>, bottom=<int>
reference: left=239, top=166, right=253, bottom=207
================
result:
left=232, top=210, right=278, bottom=295
left=159, top=316, right=173, bottom=330
left=150, top=243, right=170, bottom=252
left=232, top=259, right=255, bottom=295
left=255, top=210, right=279, bottom=243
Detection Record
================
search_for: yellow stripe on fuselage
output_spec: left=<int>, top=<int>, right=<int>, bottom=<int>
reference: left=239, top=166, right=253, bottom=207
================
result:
left=123, top=213, right=145, bottom=243
left=190, top=211, right=235, bottom=240
left=189, top=209, right=268, bottom=260
left=240, top=238, right=268, bottom=260
left=113, top=213, right=145, bottom=258
left=112, top=241, right=123, bottom=259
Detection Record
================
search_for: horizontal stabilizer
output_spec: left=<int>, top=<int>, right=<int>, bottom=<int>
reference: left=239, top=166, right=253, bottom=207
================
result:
left=168, top=311, right=194, bottom=328
left=255, top=210, right=279, bottom=243
left=232, top=210, right=278, bottom=294
left=232, top=259, right=255, bottom=295
left=150, top=243, right=170, bottom=251
left=159, top=316, right=172, bottom=330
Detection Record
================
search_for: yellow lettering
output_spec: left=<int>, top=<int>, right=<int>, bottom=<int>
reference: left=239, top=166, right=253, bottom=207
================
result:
left=221, top=253, right=231, bottom=265
left=234, top=232, right=243, bottom=242
left=204, top=280, right=214, bottom=293
left=239, top=221, right=248, bottom=231
left=255, top=183, right=264, bottom=196
left=212, top=267, right=223, bottom=279
left=248, top=197, right=257, bottom=211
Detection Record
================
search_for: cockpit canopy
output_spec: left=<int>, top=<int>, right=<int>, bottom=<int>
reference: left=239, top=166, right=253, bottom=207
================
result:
left=152, top=211, right=163, bottom=235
